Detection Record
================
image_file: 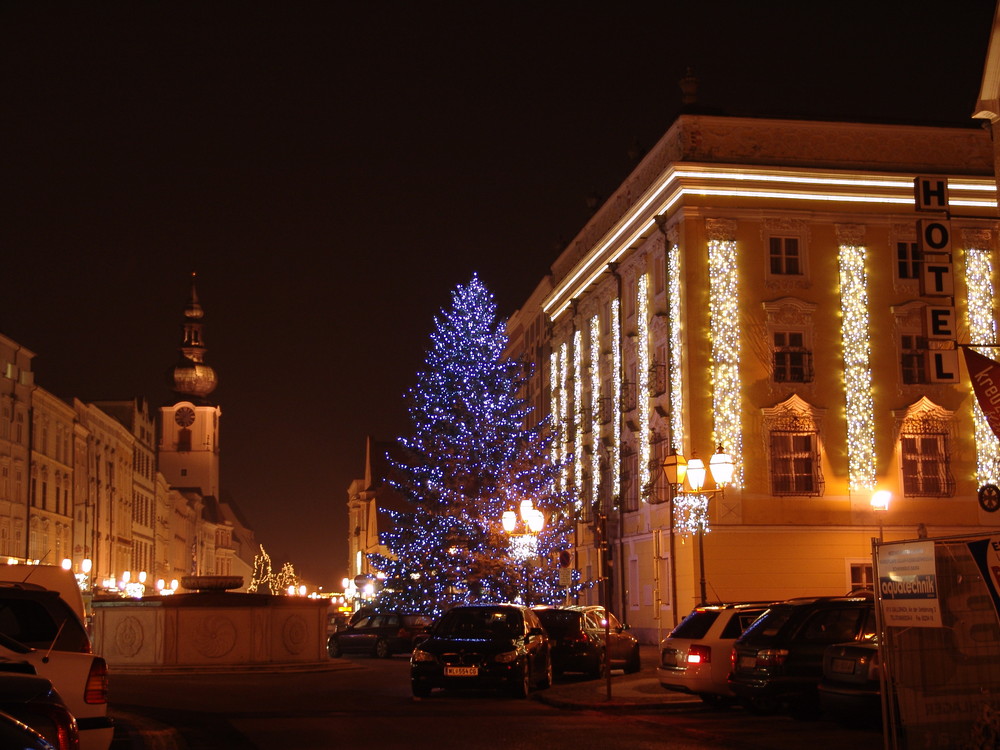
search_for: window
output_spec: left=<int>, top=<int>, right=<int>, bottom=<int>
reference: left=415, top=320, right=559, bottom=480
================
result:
left=850, top=562, right=873, bottom=591
left=773, top=331, right=812, bottom=383
left=770, top=431, right=819, bottom=495
left=901, top=433, right=952, bottom=497
left=901, top=335, right=927, bottom=384
left=769, top=237, right=801, bottom=275
left=897, top=241, right=921, bottom=280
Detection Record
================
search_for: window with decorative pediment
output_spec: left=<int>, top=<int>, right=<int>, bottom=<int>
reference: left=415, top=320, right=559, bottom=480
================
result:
left=762, top=395, right=825, bottom=497
left=895, top=398, right=955, bottom=498
left=763, top=297, right=816, bottom=387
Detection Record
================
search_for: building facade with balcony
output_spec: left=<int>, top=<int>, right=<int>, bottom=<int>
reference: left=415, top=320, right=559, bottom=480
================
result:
left=508, top=113, right=1000, bottom=644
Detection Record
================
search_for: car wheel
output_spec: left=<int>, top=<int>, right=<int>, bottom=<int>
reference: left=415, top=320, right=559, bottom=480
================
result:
left=374, top=638, right=391, bottom=658
left=509, top=664, right=531, bottom=698
left=411, top=680, right=431, bottom=698
left=538, top=656, right=553, bottom=689
left=624, top=646, right=641, bottom=674
left=327, top=638, right=342, bottom=658
left=740, top=694, right=781, bottom=715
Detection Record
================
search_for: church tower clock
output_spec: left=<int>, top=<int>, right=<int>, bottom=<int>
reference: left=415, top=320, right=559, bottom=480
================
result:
left=158, top=274, right=221, bottom=498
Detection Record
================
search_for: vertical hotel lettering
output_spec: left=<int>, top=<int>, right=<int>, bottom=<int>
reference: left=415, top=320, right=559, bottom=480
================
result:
left=915, top=176, right=959, bottom=383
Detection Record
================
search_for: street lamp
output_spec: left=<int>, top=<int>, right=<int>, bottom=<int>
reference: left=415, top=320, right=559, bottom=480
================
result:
left=870, top=489, right=891, bottom=542
left=501, top=499, right=545, bottom=604
left=663, top=444, right=733, bottom=605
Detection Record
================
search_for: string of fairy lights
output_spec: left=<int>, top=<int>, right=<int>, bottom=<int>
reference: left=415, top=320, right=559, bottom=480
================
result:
left=572, top=329, right=584, bottom=510
left=637, top=273, right=651, bottom=494
left=707, top=237, right=743, bottom=487
left=964, top=239, right=1000, bottom=485
left=838, top=241, right=877, bottom=492
left=667, top=243, right=685, bottom=452
left=589, top=315, right=602, bottom=510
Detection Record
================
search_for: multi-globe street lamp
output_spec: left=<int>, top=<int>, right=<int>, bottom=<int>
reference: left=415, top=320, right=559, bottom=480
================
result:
left=662, top=445, right=734, bottom=606
left=501, top=499, right=544, bottom=604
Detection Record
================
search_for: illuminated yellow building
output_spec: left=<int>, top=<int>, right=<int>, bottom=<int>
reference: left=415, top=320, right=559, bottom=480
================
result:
left=508, top=114, right=1000, bottom=643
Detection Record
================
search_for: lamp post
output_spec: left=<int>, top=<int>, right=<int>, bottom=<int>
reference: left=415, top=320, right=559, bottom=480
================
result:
left=501, top=499, right=545, bottom=604
left=870, top=489, right=891, bottom=542
left=663, top=445, right=734, bottom=605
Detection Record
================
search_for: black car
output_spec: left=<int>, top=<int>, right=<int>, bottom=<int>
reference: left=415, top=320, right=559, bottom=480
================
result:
left=410, top=604, right=552, bottom=698
left=818, top=637, right=882, bottom=727
left=328, top=611, right=433, bottom=658
left=0, top=670, right=80, bottom=750
left=728, top=594, right=876, bottom=717
left=533, top=605, right=640, bottom=678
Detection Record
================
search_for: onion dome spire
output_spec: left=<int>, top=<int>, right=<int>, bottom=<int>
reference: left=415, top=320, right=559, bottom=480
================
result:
left=168, top=272, right=218, bottom=401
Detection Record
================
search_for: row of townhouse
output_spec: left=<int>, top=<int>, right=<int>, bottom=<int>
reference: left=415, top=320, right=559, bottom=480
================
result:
left=506, top=112, right=1000, bottom=645
left=0, top=284, right=256, bottom=599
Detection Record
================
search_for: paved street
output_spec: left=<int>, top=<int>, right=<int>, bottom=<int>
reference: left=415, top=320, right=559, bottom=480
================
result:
left=108, top=646, right=886, bottom=749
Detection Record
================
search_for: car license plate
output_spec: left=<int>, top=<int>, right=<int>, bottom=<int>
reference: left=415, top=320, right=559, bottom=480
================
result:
left=445, top=666, right=478, bottom=677
left=830, top=657, right=856, bottom=675
left=738, top=655, right=757, bottom=669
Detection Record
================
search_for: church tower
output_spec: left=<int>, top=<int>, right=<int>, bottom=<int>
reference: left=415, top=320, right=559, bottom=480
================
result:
left=158, top=274, right=221, bottom=498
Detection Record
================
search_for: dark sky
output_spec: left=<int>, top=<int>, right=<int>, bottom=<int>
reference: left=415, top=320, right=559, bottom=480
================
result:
left=2, top=2, right=996, bottom=590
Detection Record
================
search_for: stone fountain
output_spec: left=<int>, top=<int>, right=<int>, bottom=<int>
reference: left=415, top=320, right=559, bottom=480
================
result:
left=91, top=576, right=330, bottom=671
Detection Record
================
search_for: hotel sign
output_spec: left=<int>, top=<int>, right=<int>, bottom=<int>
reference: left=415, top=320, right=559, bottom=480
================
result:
left=915, top=177, right=958, bottom=383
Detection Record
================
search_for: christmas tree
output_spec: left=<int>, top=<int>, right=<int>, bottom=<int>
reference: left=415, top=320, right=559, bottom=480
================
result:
left=369, top=275, right=575, bottom=615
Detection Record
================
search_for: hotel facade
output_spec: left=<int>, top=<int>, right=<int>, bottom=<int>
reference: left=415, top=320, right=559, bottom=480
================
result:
left=506, top=114, right=1000, bottom=644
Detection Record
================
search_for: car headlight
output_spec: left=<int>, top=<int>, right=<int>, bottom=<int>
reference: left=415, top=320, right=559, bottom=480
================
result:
left=494, top=650, right=518, bottom=664
left=411, top=649, right=435, bottom=663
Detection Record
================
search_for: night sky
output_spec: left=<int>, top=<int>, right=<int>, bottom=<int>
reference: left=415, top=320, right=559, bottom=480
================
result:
left=2, top=2, right=995, bottom=590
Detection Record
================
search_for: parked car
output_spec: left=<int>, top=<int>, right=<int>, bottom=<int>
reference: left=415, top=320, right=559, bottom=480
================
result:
left=729, top=594, right=876, bottom=717
left=328, top=611, right=433, bottom=658
left=657, top=602, right=770, bottom=705
left=410, top=603, right=552, bottom=698
left=0, top=670, right=79, bottom=750
left=0, top=584, right=112, bottom=750
left=533, top=605, right=639, bottom=678
left=818, top=637, right=882, bottom=727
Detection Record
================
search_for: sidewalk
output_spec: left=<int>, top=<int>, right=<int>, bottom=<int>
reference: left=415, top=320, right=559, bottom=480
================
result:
left=536, top=644, right=701, bottom=712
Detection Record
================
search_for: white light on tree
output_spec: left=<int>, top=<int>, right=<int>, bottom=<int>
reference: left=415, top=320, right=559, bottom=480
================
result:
left=964, top=234, right=1000, bottom=486
left=509, top=534, right=539, bottom=561
left=638, top=273, right=651, bottom=496
left=708, top=236, right=743, bottom=487
left=838, top=238, right=877, bottom=492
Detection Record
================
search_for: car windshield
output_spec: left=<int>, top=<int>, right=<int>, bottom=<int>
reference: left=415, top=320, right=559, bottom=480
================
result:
left=534, top=609, right=580, bottom=636
left=0, top=596, right=90, bottom=652
left=740, top=606, right=794, bottom=640
left=435, top=608, right=523, bottom=638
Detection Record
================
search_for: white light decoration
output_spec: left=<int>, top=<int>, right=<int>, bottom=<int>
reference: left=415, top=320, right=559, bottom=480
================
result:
left=573, top=328, right=584, bottom=509
left=611, top=298, right=622, bottom=500
left=707, top=236, right=743, bottom=486
left=964, top=236, right=1000, bottom=485
left=637, top=273, right=651, bottom=496
left=667, top=242, right=685, bottom=450
left=589, top=315, right=602, bottom=509
left=509, top=534, right=539, bottom=562
left=673, top=492, right=709, bottom=536
left=838, top=238, right=877, bottom=492
left=550, top=348, right=560, bottom=478
left=559, top=341, right=570, bottom=494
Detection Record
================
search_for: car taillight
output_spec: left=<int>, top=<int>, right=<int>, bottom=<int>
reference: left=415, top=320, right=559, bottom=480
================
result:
left=30, top=700, right=80, bottom=750
left=569, top=631, right=590, bottom=643
left=84, top=657, right=108, bottom=705
left=686, top=645, right=711, bottom=664
left=754, top=649, right=788, bottom=668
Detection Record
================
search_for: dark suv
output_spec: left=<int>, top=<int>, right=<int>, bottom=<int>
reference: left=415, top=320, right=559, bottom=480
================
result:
left=728, top=594, right=875, bottom=717
left=533, top=605, right=639, bottom=678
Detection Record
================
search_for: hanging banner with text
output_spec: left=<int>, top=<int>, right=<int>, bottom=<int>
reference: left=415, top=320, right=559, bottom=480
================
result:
left=962, top=347, right=1000, bottom=440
